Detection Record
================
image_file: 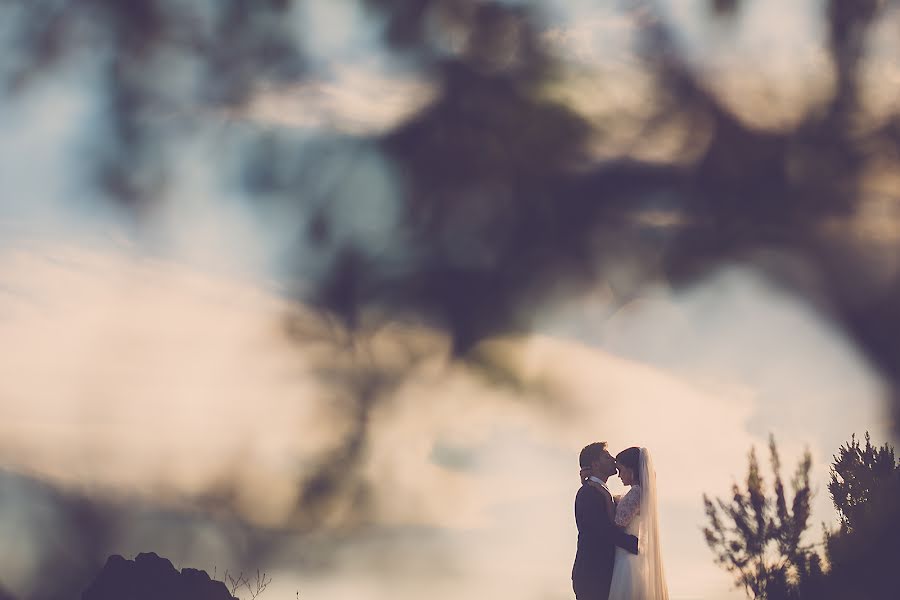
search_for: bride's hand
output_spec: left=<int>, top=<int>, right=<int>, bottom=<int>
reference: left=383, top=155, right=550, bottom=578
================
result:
left=579, top=467, right=591, bottom=482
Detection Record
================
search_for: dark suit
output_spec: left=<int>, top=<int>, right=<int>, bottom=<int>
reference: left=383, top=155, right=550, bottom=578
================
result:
left=571, top=481, right=639, bottom=600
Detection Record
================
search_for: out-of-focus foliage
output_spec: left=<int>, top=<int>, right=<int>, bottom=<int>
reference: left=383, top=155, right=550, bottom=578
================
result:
left=6, top=1, right=900, bottom=397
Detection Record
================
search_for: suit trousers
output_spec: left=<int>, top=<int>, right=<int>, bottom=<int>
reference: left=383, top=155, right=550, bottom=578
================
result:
left=573, top=577, right=610, bottom=600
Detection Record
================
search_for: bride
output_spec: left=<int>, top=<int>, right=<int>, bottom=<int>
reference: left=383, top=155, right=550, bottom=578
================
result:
left=607, top=446, right=669, bottom=600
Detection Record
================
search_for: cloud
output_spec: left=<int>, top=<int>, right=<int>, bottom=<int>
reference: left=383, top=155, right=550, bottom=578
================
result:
left=0, top=242, right=327, bottom=523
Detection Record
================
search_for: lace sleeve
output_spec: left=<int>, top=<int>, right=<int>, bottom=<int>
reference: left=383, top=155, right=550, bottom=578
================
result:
left=615, top=485, right=641, bottom=527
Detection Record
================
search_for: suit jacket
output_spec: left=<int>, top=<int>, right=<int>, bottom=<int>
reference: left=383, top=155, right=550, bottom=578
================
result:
left=571, top=481, right=639, bottom=593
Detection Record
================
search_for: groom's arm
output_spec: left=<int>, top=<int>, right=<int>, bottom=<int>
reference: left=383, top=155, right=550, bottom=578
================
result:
left=577, top=488, right=639, bottom=555
left=611, top=525, right=639, bottom=555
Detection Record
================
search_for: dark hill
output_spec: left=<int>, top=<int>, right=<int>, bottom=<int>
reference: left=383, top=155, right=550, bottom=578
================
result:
left=81, top=552, right=236, bottom=600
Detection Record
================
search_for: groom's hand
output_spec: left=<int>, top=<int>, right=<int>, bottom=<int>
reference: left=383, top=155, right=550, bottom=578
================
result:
left=625, top=535, right=639, bottom=555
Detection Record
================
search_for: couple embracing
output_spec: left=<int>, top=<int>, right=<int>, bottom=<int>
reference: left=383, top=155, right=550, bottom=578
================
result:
left=572, top=442, right=669, bottom=600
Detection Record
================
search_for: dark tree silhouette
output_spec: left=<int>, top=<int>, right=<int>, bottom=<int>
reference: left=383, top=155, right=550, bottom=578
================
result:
left=703, top=436, right=822, bottom=600
left=823, top=433, right=900, bottom=599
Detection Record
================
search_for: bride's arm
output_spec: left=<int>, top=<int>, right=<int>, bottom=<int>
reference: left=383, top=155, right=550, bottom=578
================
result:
left=614, top=486, right=641, bottom=527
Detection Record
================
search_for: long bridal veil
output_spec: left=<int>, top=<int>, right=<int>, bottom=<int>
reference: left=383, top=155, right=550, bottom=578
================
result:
left=640, top=448, right=670, bottom=600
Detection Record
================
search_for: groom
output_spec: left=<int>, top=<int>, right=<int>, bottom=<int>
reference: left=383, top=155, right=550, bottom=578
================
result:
left=572, top=442, right=639, bottom=600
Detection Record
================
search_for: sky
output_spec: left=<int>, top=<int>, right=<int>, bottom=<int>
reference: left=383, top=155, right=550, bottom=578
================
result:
left=1, top=1, right=899, bottom=600
left=0, top=214, right=892, bottom=600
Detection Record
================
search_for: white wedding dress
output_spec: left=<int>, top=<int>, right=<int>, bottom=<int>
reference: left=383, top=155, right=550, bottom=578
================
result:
left=608, top=448, right=669, bottom=600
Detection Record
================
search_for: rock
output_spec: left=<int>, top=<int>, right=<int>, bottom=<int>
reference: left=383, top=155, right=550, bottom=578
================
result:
left=81, top=552, right=236, bottom=600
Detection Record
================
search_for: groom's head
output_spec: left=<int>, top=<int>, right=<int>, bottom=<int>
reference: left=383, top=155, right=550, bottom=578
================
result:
left=579, top=441, right=618, bottom=479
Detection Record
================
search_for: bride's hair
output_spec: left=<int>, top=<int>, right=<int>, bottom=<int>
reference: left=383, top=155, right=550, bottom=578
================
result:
left=615, top=446, right=641, bottom=474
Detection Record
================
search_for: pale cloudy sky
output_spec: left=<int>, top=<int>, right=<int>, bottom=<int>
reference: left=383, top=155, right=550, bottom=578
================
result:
left=1, top=1, right=899, bottom=599
left=0, top=222, right=892, bottom=600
